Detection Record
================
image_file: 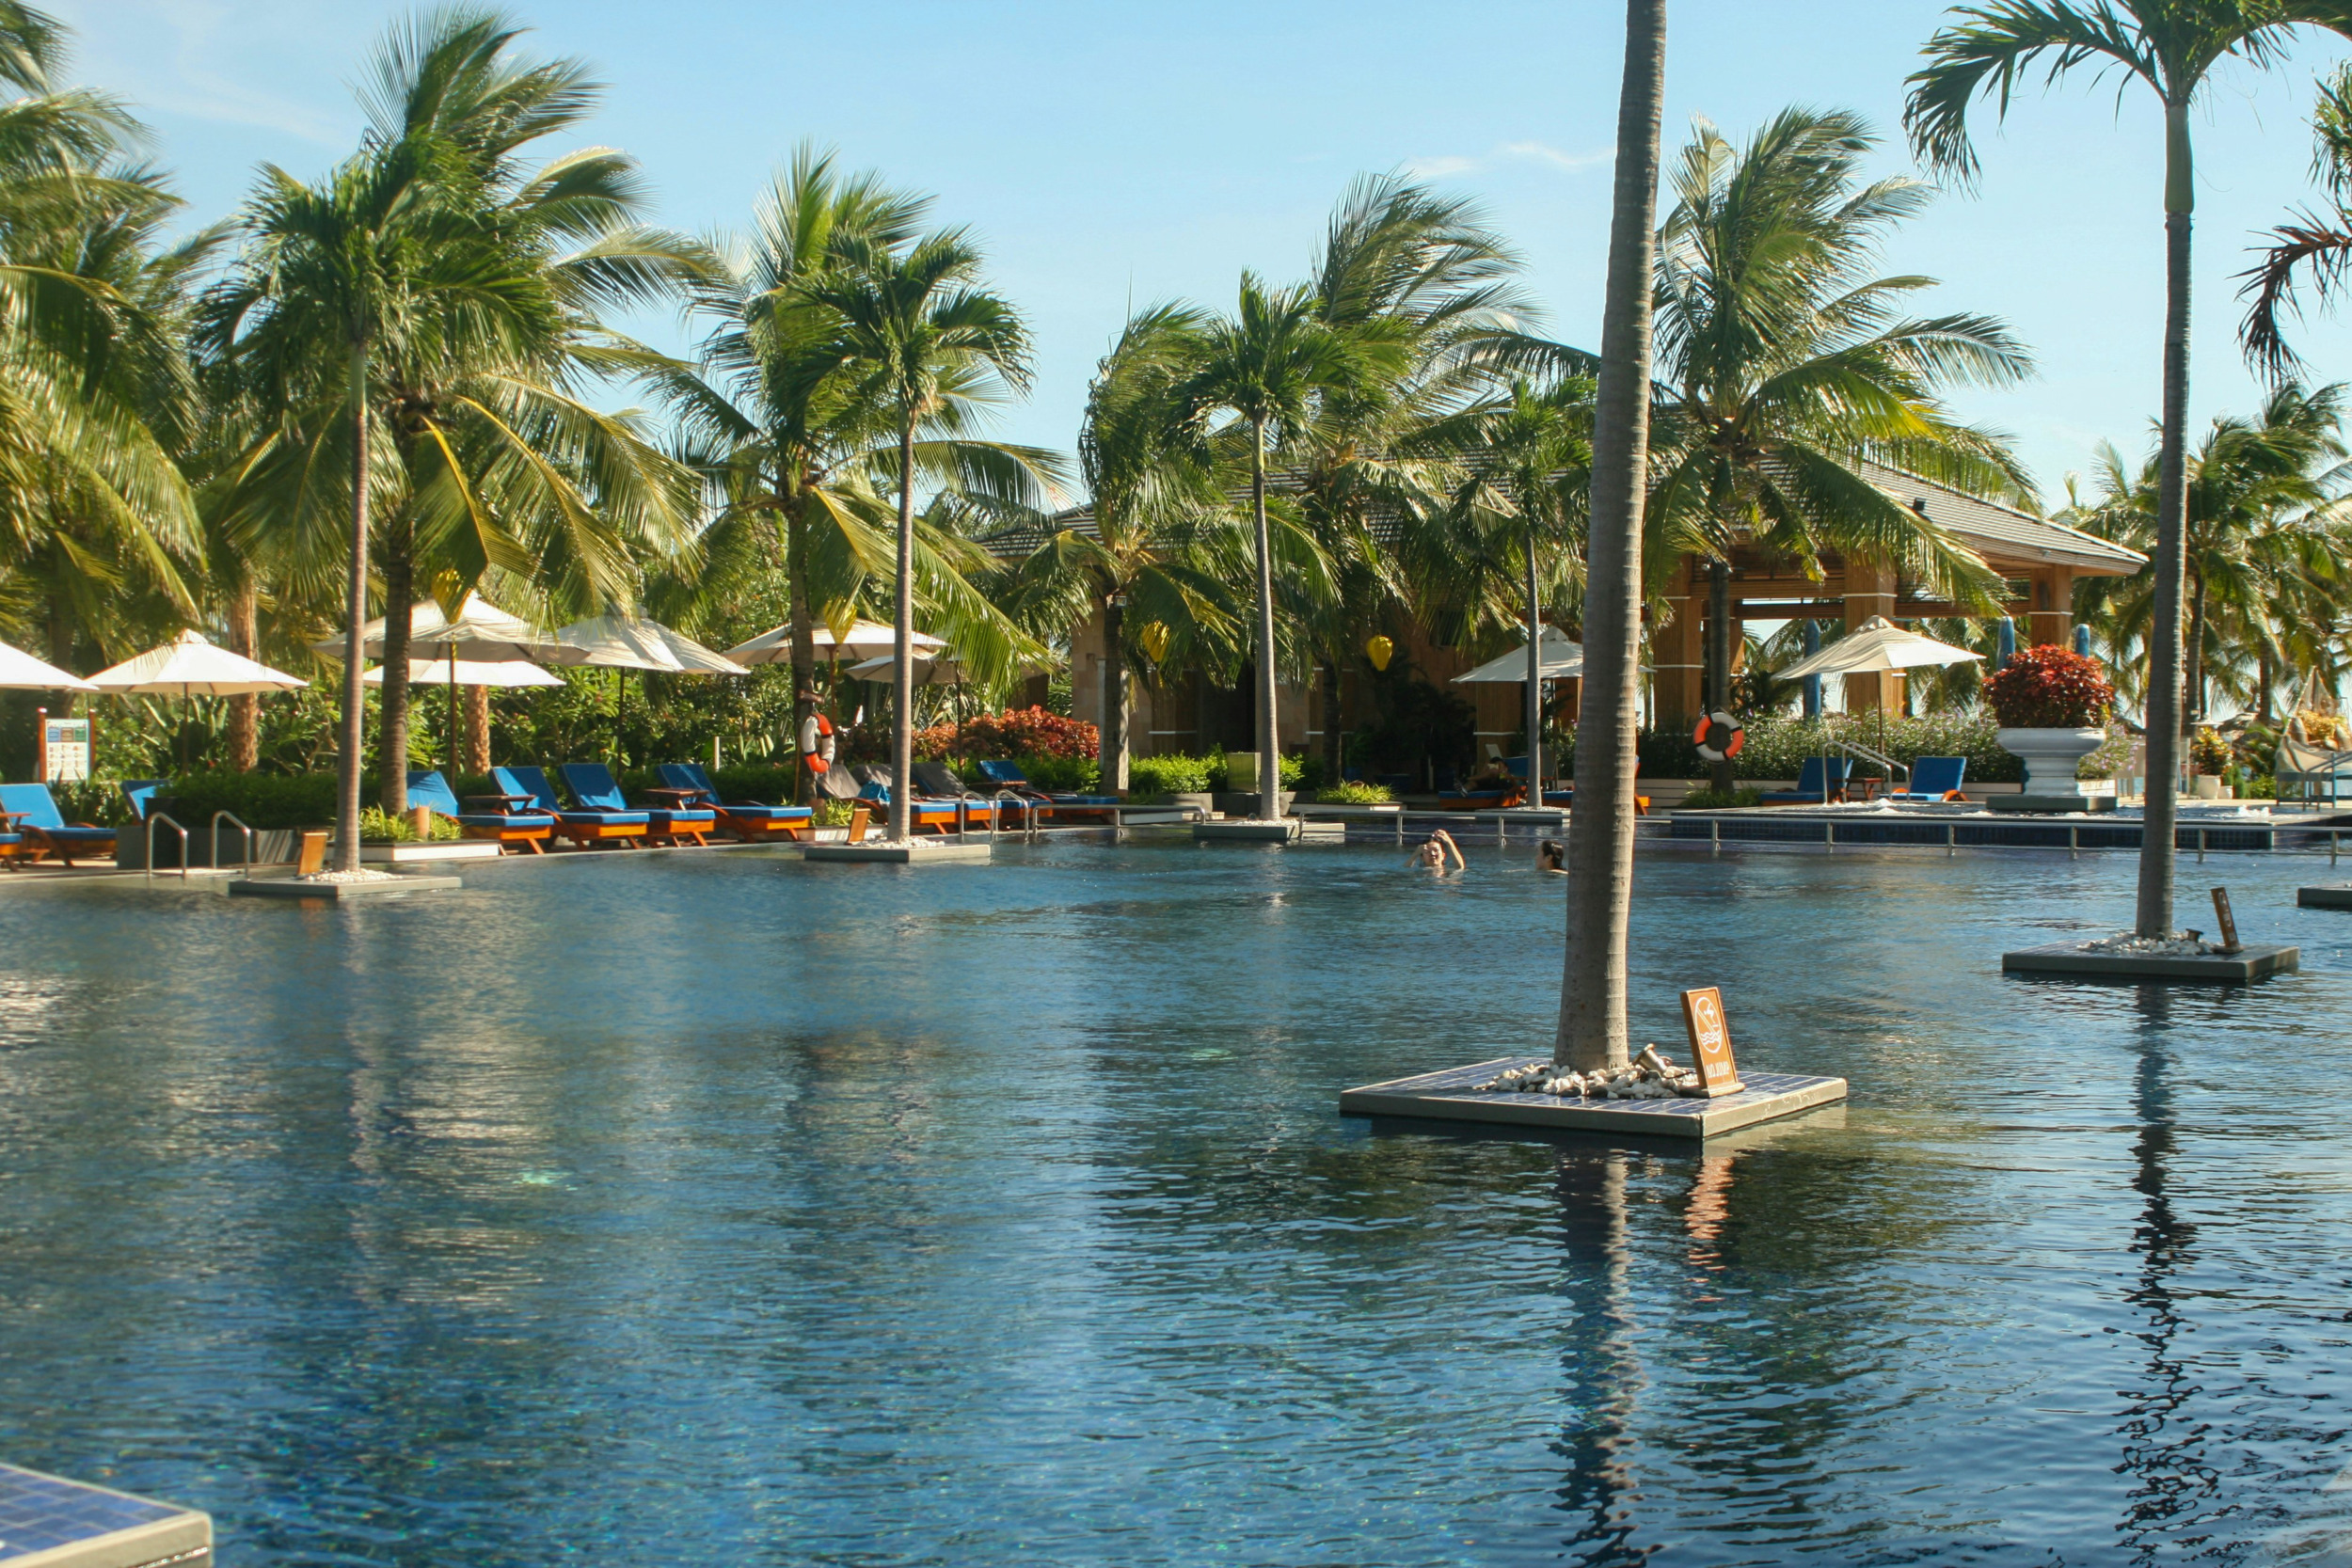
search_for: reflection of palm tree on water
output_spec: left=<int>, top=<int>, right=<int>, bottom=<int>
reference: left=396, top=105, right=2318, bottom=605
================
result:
left=2117, top=990, right=2214, bottom=1562
left=1552, top=1150, right=1650, bottom=1563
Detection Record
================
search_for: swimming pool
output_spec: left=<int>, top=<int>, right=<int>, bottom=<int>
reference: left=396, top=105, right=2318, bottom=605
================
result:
left=3, top=838, right=2349, bottom=1564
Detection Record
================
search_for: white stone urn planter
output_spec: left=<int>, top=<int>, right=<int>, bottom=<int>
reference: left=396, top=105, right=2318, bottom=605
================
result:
left=1997, top=726, right=2106, bottom=796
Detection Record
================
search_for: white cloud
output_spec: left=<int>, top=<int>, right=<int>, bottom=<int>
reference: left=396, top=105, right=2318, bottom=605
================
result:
left=1399, top=140, right=1612, bottom=181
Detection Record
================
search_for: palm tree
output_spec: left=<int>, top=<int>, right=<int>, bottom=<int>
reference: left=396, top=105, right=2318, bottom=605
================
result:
left=665, top=149, right=1054, bottom=798
left=802, top=229, right=1036, bottom=843
left=1174, top=277, right=1402, bottom=821
left=1557, top=0, right=1666, bottom=1077
left=1647, top=106, right=2030, bottom=789
left=1906, top=0, right=2352, bottom=938
left=2242, top=63, right=2352, bottom=375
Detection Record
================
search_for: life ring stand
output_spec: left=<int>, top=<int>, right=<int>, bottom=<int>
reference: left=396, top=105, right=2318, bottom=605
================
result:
left=799, top=711, right=837, bottom=774
left=1693, top=710, right=1744, bottom=764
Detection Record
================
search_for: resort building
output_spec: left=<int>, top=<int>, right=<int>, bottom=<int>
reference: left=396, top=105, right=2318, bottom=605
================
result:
left=1029, top=461, right=2146, bottom=766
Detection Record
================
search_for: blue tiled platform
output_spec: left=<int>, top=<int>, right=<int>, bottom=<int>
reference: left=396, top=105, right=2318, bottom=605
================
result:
left=0, top=1465, right=209, bottom=1568
left=1339, top=1056, right=1848, bottom=1138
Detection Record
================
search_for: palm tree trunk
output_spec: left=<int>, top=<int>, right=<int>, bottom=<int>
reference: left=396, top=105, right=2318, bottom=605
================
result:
left=2136, top=107, right=2192, bottom=939
left=377, top=538, right=412, bottom=813
left=1706, top=556, right=1732, bottom=793
left=2185, top=570, right=2207, bottom=729
left=1558, top=0, right=1666, bottom=1072
left=1524, top=529, right=1545, bottom=796
left=2257, top=643, right=2274, bottom=725
left=1101, top=591, right=1128, bottom=794
left=1250, top=417, right=1281, bottom=821
left=462, top=682, right=490, bottom=779
left=334, top=341, right=371, bottom=875
left=890, top=415, right=916, bottom=843
left=227, top=575, right=259, bottom=772
left=1320, top=657, right=1343, bottom=782
left=786, top=473, right=817, bottom=805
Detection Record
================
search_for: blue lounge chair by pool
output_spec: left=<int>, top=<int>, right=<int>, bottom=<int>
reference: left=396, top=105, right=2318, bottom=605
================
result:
left=559, top=762, right=712, bottom=847
left=1502, top=755, right=1573, bottom=808
left=1888, top=755, right=1969, bottom=803
left=972, top=759, right=1118, bottom=818
left=495, top=765, right=649, bottom=849
left=0, top=783, right=118, bottom=866
left=119, top=779, right=167, bottom=821
left=1759, top=756, right=1850, bottom=805
left=408, top=769, right=554, bottom=853
left=655, top=763, right=813, bottom=842
left=850, top=774, right=985, bottom=834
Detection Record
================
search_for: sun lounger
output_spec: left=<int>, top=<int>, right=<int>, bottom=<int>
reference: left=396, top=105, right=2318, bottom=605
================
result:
left=1546, top=761, right=1649, bottom=816
left=1887, top=755, right=1969, bottom=803
left=972, top=758, right=1117, bottom=819
left=119, top=779, right=167, bottom=821
left=495, top=765, right=649, bottom=848
left=654, top=763, right=813, bottom=842
left=853, top=778, right=996, bottom=834
left=560, top=762, right=713, bottom=847
left=0, top=783, right=119, bottom=866
left=914, top=760, right=1034, bottom=831
left=1501, top=755, right=1572, bottom=808
left=408, top=769, right=554, bottom=853
left=1759, top=756, right=1850, bottom=805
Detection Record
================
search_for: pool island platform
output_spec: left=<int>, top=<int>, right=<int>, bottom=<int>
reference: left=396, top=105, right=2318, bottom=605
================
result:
left=803, top=839, right=993, bottom=864
left=2001, top=940, right=2299, bottom=983
left=0, top=1462, right=211, bottom=1568
left=1340, top=1057, right=1848, bottom=1138
left=228, top=871, right=463, bottom=901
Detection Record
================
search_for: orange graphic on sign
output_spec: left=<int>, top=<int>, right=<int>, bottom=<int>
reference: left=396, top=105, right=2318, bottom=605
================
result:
left=1679, top=987, right=1745, bottom=1098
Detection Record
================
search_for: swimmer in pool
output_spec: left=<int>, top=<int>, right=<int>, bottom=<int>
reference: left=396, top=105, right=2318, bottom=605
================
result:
left=1407, top=829, right=1464, bottom=871
left=1536, top=839, right=1565, bottom=874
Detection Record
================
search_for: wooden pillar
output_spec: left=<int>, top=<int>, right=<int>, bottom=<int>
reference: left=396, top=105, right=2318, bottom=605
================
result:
left=2027, top=566, right=2074, bottom=649
left=1655, top=555, right=1706, bottom=731
left=1843, top=559, right=1899, bottom=715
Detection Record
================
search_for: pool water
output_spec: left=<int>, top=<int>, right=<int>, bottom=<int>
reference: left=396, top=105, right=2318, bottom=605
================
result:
left=3, top=838, right=2350, bottom=1566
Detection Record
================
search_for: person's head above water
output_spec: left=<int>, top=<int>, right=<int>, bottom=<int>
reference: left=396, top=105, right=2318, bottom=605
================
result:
left=1536, top=838, right=1565, bottom=872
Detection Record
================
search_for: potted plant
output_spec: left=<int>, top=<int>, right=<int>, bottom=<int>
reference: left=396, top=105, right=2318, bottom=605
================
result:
left=1983, top=645, right=2115, bottom=798
left=2189, top=726, right=2233, bottom=799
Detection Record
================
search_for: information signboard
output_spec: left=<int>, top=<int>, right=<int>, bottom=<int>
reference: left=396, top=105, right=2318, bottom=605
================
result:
left=41, top=717, right=88, bottom=782
left=2210, top=887, right=2242, bottom=954
left=1679, top=987, right=1746, bottom=1098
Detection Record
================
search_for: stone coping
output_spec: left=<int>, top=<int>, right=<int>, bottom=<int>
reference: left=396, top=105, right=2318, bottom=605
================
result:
left=2001, top=940, right=2298, bottom=983
left=1339, top=1056, right=1848, bottom=1139
left=0, top=1461, right=211, bottom=1568
left=228, top=873, right=462, bottom=901
left=803, top=840, right=992, bottom=864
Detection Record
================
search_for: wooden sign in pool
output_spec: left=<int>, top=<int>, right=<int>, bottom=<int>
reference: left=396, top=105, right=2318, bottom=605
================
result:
left=1680, top=987, right=1746, bottom=1098
left=2210, top=886, right=2242, bottom=954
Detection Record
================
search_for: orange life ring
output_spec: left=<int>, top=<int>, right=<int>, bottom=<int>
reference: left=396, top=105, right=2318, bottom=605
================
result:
left=1693, top=710, right=1744, bottom=764
left=799, top=712, right=836, bottom=773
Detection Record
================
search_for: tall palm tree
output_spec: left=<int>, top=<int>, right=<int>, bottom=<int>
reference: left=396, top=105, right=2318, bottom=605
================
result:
left=1907, top=0, right=2352, bottom=938
left=1648, top=106, right=2030, bottom=788
left=803, top=229, right=1036, bottom=843
left=1174, top=277, right=1402, bottom=821
left=1557, top=0, right=1666, bottom=1076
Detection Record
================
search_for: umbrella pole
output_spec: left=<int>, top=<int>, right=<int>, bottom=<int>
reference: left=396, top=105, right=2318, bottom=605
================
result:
left=447, top=648, right=457, bottom=785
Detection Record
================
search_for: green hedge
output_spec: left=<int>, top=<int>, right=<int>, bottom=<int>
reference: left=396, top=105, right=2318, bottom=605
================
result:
left=159, top=770, right=346, bottom=830
left=1632, top=714, right=2031, bottom=784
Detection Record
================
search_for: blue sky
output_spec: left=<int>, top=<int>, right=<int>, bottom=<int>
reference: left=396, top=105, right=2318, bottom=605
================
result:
left=51, top=0, right=2352, bottom=508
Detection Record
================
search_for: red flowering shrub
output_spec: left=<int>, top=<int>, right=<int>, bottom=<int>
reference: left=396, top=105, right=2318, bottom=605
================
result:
left=914, top=705, right=1099, bottom=761
left=1981, top=644, right=2114, bottom=728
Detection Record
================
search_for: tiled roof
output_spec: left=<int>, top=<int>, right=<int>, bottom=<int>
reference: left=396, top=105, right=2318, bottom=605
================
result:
left=1853, top=459, right=2145, bottom=578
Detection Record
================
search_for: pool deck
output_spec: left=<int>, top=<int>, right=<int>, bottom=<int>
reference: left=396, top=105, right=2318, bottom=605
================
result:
left=1340, top=1056, right=1848, bottom=1138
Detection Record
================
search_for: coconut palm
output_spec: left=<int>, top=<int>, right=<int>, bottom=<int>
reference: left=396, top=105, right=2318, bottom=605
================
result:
left=1907, top=0, right=2352, bottom=937
left=800, top=228, right=1037, bottom=842
left=1556, top=0, right=1667, bottom=1076
left=1647, top=106, right=2030, bottom=789
left=2241, top=63, right=2352, bottom=375
left=1173, top=277, right=1404, bottom=821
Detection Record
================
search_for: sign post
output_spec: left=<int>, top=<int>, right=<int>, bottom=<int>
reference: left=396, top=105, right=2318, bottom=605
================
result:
left=2209, top=887, right=2242, bottom=955
left=1678, top=987, right=1746, bottom=1098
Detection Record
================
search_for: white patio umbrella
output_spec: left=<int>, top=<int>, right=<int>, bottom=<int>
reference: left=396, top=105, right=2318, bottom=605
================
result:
left=88, top=631, right=308, bottom=771
left=1772, top=615, right=1982, bottom=799
left=363, top=657, right=564, bottom=689
left=556, top=613, right=750, bottom=763
left=843, top=649, right=1051, bottom=687
left=1450, top=626, right=1585, bottom=684
left=725, top=617, right=946, bottom=666
left=0, top=639, right=96, bottom=691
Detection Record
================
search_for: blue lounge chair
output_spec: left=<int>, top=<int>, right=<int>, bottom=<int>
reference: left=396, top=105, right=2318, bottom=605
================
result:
left=0, top=783, right=118, bottom=866
left=973, top=758, right=1118, bottom=818
left=655, top=763, right=813, bottom=842
left=1502, top=755, right=1573, bottom=808
left=1889, top=755, right=1969, bottom=802
left=558, top=762, right=712, bottom=847
left=1760, top=756, right=1850, bottom=805
left=495, top=765, right=650, bottom=849
left=119, top=779, right=167, bottom=821
left=408, top=769, right=555, bottom=853
left=851, top=774, right=986, bottom=834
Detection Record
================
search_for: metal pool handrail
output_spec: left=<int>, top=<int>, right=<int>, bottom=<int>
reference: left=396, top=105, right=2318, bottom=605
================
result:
left=211, top=811, right=256, bottom=879
left=990, top=788, right=1038, bottom=843
left=145, top=811, right=188, bottom=881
